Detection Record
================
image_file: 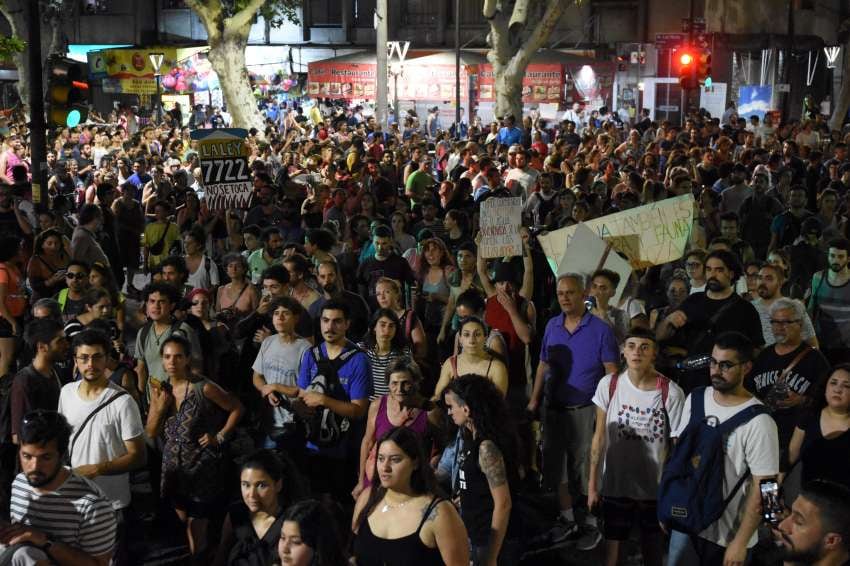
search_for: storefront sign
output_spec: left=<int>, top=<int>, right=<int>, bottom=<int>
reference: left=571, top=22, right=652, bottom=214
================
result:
left=477, top=63, right=563, bottom=103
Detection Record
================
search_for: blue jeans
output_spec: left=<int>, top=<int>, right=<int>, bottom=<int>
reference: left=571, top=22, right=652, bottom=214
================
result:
left=668, top=530, right=752, bottom=566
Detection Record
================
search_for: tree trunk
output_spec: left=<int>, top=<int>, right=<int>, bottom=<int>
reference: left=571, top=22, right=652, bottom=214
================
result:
left=0, top=0, right=68, bottom=118
left=830, top=37, right=850, bottom=132
left=494, top=61, right=524, bottom=120
left=486, top=0, right=572, bottom=122
left=206, top=36, right=265, bottom=132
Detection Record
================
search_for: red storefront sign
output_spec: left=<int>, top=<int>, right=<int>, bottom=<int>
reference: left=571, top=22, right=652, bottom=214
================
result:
left=307, top=60, right=472, bottom=101
left=477, top=63, right=563, bottom=103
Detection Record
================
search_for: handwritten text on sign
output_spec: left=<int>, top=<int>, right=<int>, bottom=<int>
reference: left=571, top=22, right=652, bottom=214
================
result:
left=538, top=193, right=694, bottom=271
left=480, top=197, right=523, bottom=258
left=191, top=128, right=252, bottom=212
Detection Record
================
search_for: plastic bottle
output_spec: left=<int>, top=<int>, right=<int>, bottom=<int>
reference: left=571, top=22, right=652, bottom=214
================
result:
left=676, top=354, right=711, bottom=371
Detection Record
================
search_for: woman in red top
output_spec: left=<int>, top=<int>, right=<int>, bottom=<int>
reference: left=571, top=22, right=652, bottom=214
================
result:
left=0, top=236, right=26, bottom=377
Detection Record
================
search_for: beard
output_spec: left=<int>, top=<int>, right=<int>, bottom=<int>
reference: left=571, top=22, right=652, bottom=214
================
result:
left=830, top=262, right=846, bottom=273
left=706, top=278, right=726, bottom=292
left=323, top=282, right=338, bottom=295
left=26, top=463, right=62, bottom=488
left=710, top=374, right=737, bottom=392
left=757, top=285, right=772, bottom=299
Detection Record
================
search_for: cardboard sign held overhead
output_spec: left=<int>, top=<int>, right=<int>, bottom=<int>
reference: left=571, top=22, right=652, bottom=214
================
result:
left=539, top=193, right=694, bottom=272
left=190, top=128, right=252, bottom=211
left=558, top=224, right=632, bottom=304
left=479, top=197, right=523, bottom=259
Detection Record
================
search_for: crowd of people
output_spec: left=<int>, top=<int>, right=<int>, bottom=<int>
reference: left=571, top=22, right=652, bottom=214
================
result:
left=0, top=93, right=850, bottom=566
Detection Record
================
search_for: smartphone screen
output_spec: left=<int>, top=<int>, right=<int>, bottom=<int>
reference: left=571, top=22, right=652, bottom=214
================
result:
left=760, top=479, right=782, bottom=525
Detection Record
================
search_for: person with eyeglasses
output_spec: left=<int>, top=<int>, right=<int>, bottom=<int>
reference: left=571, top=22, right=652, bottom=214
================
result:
left=54, top=259, right=91, bottom=323
left=0, top=410, right=117, bottom=566
left=57, top=329, right=145, bottom=565
left=747, top=297, right=830, bottom=459
left=683, top=249, right=707, bottom=294
left=666, top=332, right=778, bottom=566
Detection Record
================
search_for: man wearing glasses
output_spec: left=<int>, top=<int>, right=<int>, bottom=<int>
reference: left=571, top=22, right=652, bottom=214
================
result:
left=748, top=298, right=829, bottom=458
left=666, top=331, right=778, bottom=566
left=0, top=410, right=116, bottom=565
left=58, top=329, right=144, bottom=565
left=55, top=260, right=91, bottom=323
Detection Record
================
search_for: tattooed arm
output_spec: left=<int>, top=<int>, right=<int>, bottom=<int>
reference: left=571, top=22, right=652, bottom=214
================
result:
left=587, top=406, right=608, bottom=511
left=479, top=439, right=511, bottom=566
left=426, top=500, right=470, bottom=566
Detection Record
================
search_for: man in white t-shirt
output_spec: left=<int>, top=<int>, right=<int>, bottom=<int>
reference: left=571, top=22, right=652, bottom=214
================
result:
left=666, top=331, right=779, bottom=566
left=588, top=328, right=685, bottom=566
left=58, top=329, right=145, bottom=564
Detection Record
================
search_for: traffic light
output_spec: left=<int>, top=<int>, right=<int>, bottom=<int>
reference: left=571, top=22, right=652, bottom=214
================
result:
left=697, top=50, right=712, bottom=86
left=677, top=49, right=698, bottom=90
left=47, top=57, right=89, bottom=128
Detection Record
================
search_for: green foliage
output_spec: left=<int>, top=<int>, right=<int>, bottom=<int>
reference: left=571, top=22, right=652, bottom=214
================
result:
left=0, top=35, right=25, bottom=62
left=194, top=0, right=300, bottom=27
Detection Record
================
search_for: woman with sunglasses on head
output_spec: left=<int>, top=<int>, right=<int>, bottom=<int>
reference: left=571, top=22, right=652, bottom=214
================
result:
left=443, top=374, right=520, bottom=566
left=352, top=427, right=469, bottom=566
left=27, top=228, right=69, bottom=302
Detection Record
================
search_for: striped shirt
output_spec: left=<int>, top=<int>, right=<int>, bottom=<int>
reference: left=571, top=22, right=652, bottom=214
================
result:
left=361, top=346, right=411, bottom=400
left=10, top=471, right=117, bottom=557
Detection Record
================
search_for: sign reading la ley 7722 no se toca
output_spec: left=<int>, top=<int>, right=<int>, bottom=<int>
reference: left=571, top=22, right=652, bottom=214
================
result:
left=190, top=128, right=252, bottom=211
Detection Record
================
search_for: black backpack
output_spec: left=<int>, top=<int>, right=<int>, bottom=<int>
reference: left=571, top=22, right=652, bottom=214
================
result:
left=296, top=343, right=362, bottom=448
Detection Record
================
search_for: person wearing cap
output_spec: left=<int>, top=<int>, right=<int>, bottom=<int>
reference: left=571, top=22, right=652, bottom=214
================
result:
left=718, top=163, right=751, bottom=216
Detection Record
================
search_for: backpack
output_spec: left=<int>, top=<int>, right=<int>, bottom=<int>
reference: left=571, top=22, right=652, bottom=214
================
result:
left=298, top=343, right=362, bottom=448
left=657, top=386, right=770, bottom=534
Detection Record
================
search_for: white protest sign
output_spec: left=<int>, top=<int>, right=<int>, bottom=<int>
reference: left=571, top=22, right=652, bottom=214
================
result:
left=190, top=128, right=252, bottom=211
left=558, top=224, right=632, bottom=304
left=479, top=197, right=523, bottom=258
left=539, top=193, right=694, bottom=272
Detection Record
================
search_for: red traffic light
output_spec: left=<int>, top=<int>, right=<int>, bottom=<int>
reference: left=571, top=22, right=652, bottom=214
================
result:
left=680, top=53, right=694, bottom=66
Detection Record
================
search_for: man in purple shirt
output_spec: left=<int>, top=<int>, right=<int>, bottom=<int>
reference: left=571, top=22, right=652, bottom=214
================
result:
left=528, top=273, right=619, bottom=550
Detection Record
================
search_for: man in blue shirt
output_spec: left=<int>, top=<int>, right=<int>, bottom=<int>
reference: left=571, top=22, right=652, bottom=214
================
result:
left=296, top=299, right=370, bottom=500
left=528, top=273, right=619, bottom=550
left=126, top=158, right=152, bottom=201
left=497, top=115, right=523, bottom=146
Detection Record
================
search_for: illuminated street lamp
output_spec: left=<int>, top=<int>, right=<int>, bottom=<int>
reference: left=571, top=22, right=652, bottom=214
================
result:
left=149, top=52, right=164, bottom=124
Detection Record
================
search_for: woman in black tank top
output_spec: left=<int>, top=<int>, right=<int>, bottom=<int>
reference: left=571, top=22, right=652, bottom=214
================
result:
left=353, top=427, right=469, bottom=566
left=443, top=375, right=521, bottom=566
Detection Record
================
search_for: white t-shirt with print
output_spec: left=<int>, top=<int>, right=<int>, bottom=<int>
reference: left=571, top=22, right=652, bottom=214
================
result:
left=252, top=335, right=311, bottom=427
left=58, top=381, right=144, bottom=510
left=672, top=387, right=779, bottom=548
left=592, top=371, right=685, bottom=500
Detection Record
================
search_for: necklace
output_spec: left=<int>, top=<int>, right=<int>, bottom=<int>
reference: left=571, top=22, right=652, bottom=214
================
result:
left=380, top=496, right=413, bottom=513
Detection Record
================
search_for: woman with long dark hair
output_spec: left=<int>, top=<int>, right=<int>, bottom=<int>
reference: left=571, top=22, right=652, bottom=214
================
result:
left=277, top=499, right=348, bottom=566
left=359, top=308, right=411, bottom=399
left=443, top=374, right=520, bottom=566
left=26, top=228, right=69, bottom=301
left=213, top=450, right=307, bottom=566
left=352, top=427, right=469, bottom=566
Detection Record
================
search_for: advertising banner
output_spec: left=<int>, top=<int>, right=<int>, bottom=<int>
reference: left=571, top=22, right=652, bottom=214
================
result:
left=477, top=63, right=563, bottom=103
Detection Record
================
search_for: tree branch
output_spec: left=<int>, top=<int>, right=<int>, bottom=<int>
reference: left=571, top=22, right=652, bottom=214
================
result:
left=185, top=0, right=223, bottom=40
left=509, top=0, right=531, bottom=33
left=511, top=0, right=569, bottom=73
left=225, top=0, right=266, bottom=35
left=483, top=0, right=499, bottom=19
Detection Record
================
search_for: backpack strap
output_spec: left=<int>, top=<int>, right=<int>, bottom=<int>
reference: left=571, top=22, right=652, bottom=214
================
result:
left=69, top=390, right=129, bottom=462
left=656, top=373, right=670, bottom=407
left=717, top=403, right=770, bottom=436
left=689, top=385, right=708, bottom=426
left=138, top=320, right=153, bottom=354
left=608, top=373, right=619, bottom=401
left=450, top=355, right=459, bottom=379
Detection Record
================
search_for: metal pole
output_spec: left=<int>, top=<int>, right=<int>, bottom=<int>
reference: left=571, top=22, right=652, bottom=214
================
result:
left=376, top=0, right=388, bottom=128
left=155, top=75, right=162, bottom=124
left=394, top=73, right=399, bottom=123
left=455, top=0, right=461, bottom=133
left=26, top=1, right=47, bottom=205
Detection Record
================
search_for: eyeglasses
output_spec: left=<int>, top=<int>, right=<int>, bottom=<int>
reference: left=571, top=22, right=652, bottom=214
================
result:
left=769, top=319, right=801, bottom=326
left=685, top=262, right=703, bottom=268
left=75, top=353, right=106, bottom=364
left=66, top=272, right=87, bottom=280
left=709, top=358, right=743, bottom=372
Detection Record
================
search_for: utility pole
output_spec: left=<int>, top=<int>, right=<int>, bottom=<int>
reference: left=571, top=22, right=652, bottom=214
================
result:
left=376, top=0, right=388, bottom=128
left=455, top=0, right=461, bottom=132
left=27, top=1, right=47, bottom=204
